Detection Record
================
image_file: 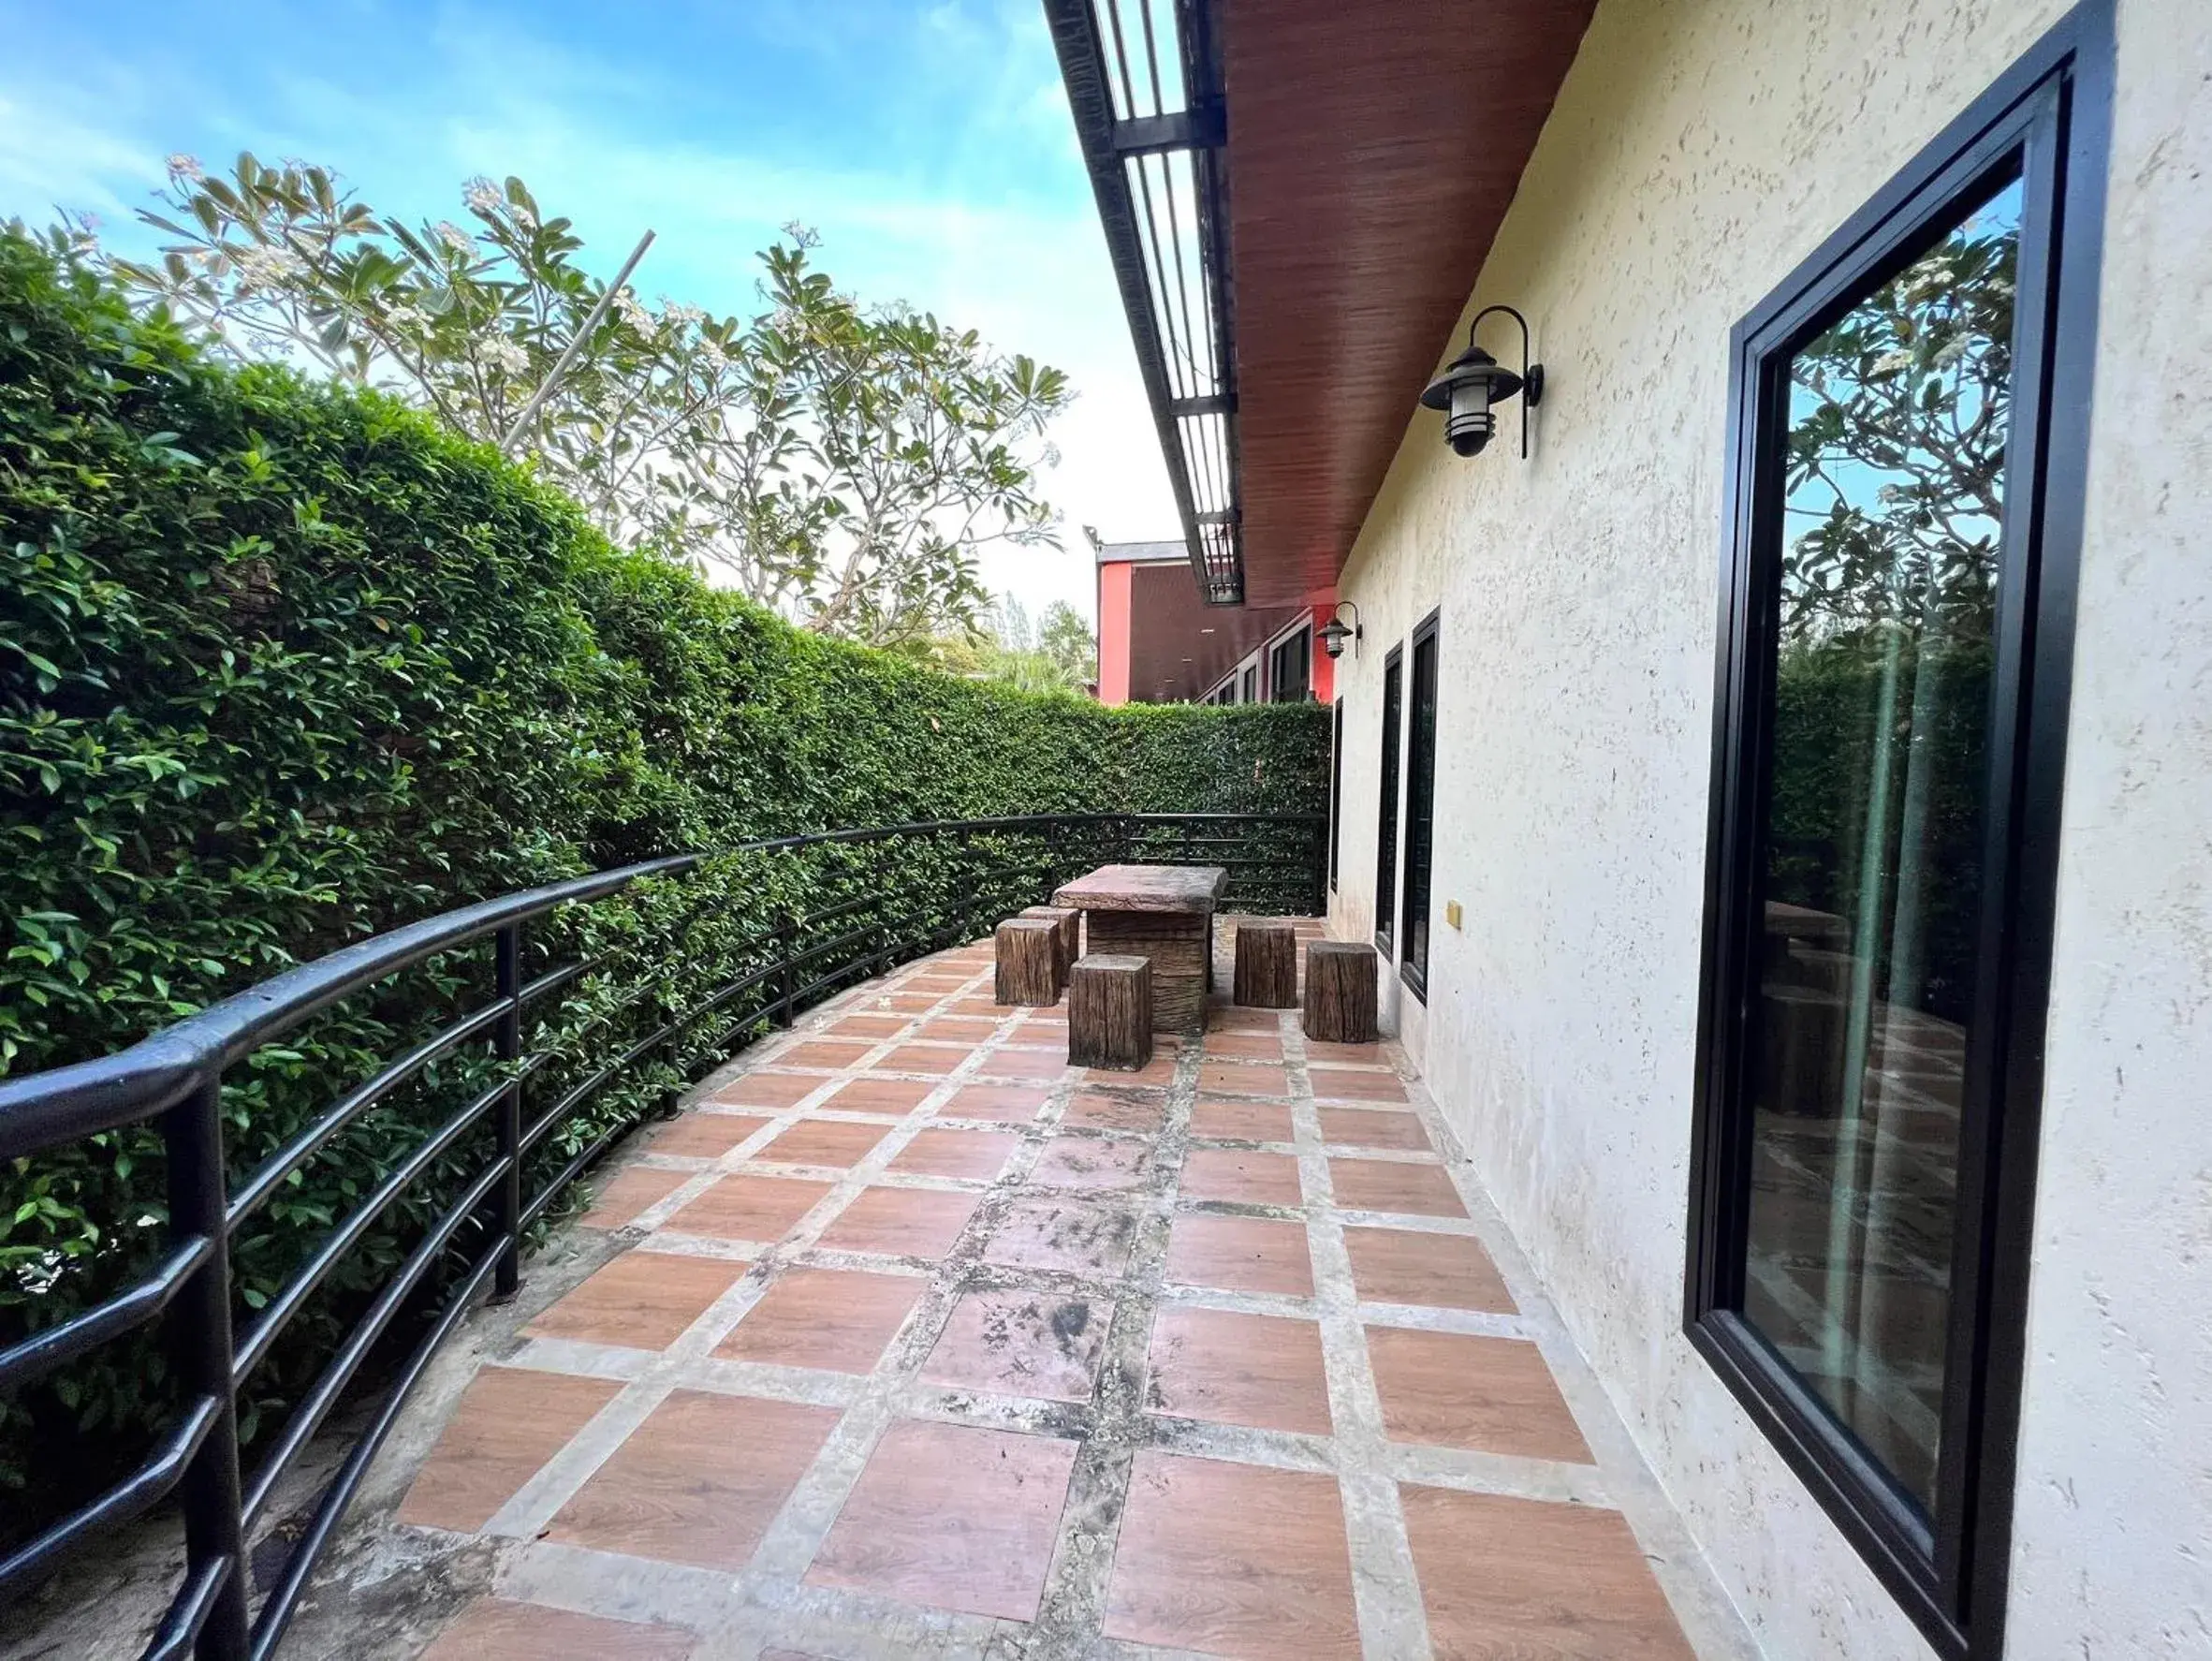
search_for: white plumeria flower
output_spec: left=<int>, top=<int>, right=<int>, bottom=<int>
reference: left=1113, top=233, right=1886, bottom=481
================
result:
left=480, top=335, right=530, bottom=375
left=435, top=221, right=475, bottom=257
left=463, top=178, right=503, bottom=215
left=167, top=154, right=205, bottom=184
left=384, top=304, right=428, bottom=332
left=612, top=287, right=651, bottom=331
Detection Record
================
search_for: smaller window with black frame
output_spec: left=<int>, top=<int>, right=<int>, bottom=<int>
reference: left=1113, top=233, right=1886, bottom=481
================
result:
left=1328, top=697, right=1345, bottom=890
left=1399, top=611, right=1439, bottom=997
left=1374, top=645, right=1402, bottom=956
left=1684, top=8, right=2110, bottom=1658
left=1269, top=625, right=1311, bottom=702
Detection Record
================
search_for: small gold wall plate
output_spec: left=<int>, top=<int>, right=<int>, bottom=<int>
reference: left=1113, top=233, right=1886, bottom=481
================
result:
left=1444, top=900, right=1463, bottom=930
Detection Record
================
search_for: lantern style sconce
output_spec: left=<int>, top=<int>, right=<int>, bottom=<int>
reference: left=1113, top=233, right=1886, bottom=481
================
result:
left=1317, top=601, right=1363, bottom=660
left=1420, top=304, right=1544, bottom=459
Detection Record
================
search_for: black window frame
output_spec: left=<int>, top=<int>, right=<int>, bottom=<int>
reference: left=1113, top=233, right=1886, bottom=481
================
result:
left=1399, top=610, right=1440, bottom=999
left=1269, top=625, right=1311, bottom=703
left=1240, top=664, right=1256, bottom=703
left=1374, top=644, right=1402, bottom=956
left=1682, top=8, right=2110, bottom=1659
left=1328, top=696, right=1344, bottom=890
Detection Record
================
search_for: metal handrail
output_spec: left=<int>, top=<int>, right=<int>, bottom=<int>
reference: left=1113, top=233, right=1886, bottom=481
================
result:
left=0, top=810, right=1325, bottom=1659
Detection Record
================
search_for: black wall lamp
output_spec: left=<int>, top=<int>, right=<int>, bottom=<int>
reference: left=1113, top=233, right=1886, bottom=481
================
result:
left=1421, top=304, right=1544, bottom=459
left=1317, top=601, right=1363, bottom=660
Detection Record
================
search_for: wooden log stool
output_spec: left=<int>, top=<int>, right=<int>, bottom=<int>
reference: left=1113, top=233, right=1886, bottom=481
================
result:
left=1232, top=920, right=1298, bottom=1008
left=1303, top=940, right=1379, bottom=1044
left=1018, top=904, right=1080, bottom=990
left=1067, top=954, right=1153, bottom=1071
left=995, top=917, right=1062, bottom=1007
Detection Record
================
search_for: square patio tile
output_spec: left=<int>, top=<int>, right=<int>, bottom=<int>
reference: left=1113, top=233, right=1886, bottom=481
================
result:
left=1342, top=1227, right=1516, bottom=1313
left=709, top=1071, right=825, bottom=1110
left=1060, top=1090, right=1166, bottom=1134
left=823, top=1077, right=936, bottom=1114
left=1400, top=1485, right=1695, bottom=1658
left=1317, top=1107, right=1431, bottom=1153
left=1165, top=1213, right=1313, bottom=1298
left=1103, top=1451, right=1358, bottom=1657
left=943, top=1083, right=1051, bottom=1124
left=1210, top=1007, right=1284, bottom=1034
left=826, top=1013, right=908, bottom=1040
left=1081, top=1050, right=1179, bottom=1087
left=1179, top=1147, right=1303, bottom=1208
left=422, top=1598, right=695, bottom=1661
left=779, top=1039, right=875, bottom=1071
left=1366, top=1328, right=1590, bottom=1462
left=916, top=1016, right=998, bottom=1044
left=398, top=1366, right=621, bottom=1532
left=524, top=1250, right=747, bottom=1351
left=806, top=1420, right=1078, bottom=1621
left=879, top=1042, right=973, bottom=1075
left=1145, top=1306, right=1331, bottom=1434
left=880, top=992, right=941, bottom=1013
left=984, top=1197, right=1138, bottom=1277
left=549, top=1389, right=840, bottom=1571
left=814, top=1186, right=979, bottom=1259
left=757, top=1119, right=889, bottom=1169
left=714, top=1267, right=925, bottom=1373
left=1308, top=1066, right=1409, bottom=1104
left=888, top=1125, right=1019, bottom=1180
left=1204, top=1029, right=1284, bottom=1062
left=952, top=994, right=1007, bottom=1016
left=1327, top=1157, right=1465, bottom=1218
left=665, top=1174, right=833, bottom=1242
left=1029, top=1134, right=1151, bottom=1192
left=920, top=1289, right=1113, bottom=1402
left=1303, top=1041, right=1388, bottom=1067
left=1188, top=1097, right=1296, bottom=1142
left=580, top=1165, right=690, bottom=1229
left=974, top=1047, right=1071, bottom=1082
left=648, top=1110, right=774, bottom=1159
left=1196, top=1061, right=1291, bottom=1098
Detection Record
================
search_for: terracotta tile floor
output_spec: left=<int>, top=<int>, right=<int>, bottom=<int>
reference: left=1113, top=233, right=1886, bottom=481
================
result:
left=361, top=924, right=1745, bottom=1659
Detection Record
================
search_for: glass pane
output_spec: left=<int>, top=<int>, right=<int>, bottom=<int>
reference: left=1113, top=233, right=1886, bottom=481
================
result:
left=1741, top=177, right=2022, bottom=1512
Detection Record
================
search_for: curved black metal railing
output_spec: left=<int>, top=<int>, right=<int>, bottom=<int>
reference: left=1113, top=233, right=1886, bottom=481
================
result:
left=0, top=811, right=1323, bottom=1660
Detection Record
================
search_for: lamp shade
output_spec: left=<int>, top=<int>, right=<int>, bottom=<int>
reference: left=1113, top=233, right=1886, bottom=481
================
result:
left=1421, top=342, right=1527, bottom=457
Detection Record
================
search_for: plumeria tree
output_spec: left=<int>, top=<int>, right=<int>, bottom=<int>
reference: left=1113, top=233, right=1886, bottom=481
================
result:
left=96, top=154, right=1072, bottom=644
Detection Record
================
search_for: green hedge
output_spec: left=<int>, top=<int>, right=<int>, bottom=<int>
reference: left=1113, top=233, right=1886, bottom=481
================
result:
left=0, top=233, right=1325, bottom=1521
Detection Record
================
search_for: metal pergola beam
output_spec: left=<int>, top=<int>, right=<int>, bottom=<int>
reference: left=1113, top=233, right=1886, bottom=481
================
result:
left=1044, top=0, right=1244, bottom=607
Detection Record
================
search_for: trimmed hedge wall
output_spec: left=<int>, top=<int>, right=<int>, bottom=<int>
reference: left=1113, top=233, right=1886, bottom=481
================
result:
left=0, top=234, right=1325, bottom=1518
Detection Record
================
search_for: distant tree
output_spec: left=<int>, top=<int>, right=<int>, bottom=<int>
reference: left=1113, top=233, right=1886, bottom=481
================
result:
left=89, top=154, right=1073, bottom=646
left=1037, top=600, right=1097, bottom=687
left=912, top=594, right=1090, bottom=696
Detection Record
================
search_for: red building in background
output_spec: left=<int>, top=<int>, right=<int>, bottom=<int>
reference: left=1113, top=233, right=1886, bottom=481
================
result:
left=1091, top=532, right=1334, bottom=707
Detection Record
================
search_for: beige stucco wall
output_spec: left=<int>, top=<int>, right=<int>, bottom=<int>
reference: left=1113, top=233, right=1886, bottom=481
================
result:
left=1325, top=0, right=2212, bottom=1654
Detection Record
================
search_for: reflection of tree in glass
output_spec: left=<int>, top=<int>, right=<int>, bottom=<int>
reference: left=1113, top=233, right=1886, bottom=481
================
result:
left=1780, top=184, right=2021, bottom=644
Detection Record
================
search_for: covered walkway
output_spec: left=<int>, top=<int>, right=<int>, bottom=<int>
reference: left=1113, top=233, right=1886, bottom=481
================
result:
left=292, top=926, right=1751, bottom=1658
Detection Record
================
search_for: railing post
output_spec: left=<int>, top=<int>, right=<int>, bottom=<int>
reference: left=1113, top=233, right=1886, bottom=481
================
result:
left=163, top=1075, right=250, bottom=1661
left=773, top=908, right=795, bottom=1026
left=492, top=922, right=523, bottom=1301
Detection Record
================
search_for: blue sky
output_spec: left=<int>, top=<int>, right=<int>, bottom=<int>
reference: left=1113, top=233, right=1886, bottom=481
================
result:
left=0, top=0, right=1175, bottom=624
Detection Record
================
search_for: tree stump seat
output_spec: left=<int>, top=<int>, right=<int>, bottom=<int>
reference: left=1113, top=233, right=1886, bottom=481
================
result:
left=1232, top=921, right=1298, bottom=1008
left=995, top=917, right=1062, bottom=1007
left=1018, top=905, right=1080, bottom=989
left=1067, top=954, right=1153, bottom=1071
left=1303, top=940, right=1379, bottom=1044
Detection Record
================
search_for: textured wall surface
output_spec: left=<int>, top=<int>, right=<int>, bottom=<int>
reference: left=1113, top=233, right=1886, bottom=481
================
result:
left=1324, top=0, right=2211, bottom=1655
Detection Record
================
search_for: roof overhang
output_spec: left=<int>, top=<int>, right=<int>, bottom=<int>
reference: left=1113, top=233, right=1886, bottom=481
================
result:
left=1049, top=0, right=1596, bottom=607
